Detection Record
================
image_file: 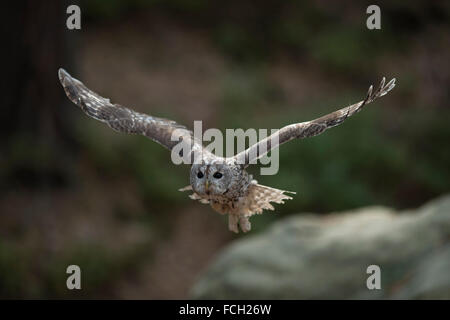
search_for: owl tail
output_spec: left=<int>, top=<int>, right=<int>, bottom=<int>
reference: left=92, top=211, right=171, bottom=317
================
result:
left=242, top=181, right=295, bottom=217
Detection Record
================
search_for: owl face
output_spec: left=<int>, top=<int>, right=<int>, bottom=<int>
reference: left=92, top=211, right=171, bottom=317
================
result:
left=190, top=163, right=233, bottom=196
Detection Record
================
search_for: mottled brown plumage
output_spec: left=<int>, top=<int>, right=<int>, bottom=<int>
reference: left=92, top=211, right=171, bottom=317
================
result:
left=58, top=68, right=395, bottom=233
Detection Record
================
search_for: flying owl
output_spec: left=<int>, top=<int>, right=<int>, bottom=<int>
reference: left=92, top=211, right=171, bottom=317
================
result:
left=58, top=68, right=395, bottom=233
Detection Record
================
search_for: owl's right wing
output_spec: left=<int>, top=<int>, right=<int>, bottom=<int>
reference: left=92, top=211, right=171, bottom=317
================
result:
left=58, top=68, right=205, bottom=159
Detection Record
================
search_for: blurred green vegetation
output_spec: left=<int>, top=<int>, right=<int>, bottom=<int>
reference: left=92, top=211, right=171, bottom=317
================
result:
left=82, top=1, right=448, bottom=68
left=1, top=1, right=449, bottom=298
left=0, top=239, right=152, bottom=298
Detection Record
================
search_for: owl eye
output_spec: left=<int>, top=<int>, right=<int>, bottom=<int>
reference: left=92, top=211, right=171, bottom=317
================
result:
left=213, top=172, right=223, bottom=179
left=197, top=171, right=204, bottom=179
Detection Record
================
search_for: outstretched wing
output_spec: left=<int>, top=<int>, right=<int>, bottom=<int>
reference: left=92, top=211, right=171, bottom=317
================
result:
left=232, top=77, right=396, bottom=165
left=58, top=68, right=204, bottom=158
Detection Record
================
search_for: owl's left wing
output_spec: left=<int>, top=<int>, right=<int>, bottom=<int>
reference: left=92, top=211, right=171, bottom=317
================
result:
left=58, top=68, right=204, bottom=158
left=232, top=77, right=396, bottom=165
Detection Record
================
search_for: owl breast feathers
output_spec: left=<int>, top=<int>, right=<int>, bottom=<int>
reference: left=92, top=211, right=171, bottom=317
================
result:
left=180, top=180, right=294, bottom=233
left=58, top=68, right=395, bottom=233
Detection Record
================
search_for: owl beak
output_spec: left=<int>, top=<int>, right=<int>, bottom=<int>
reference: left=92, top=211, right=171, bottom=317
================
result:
left=205, top=181, right=210, bottom=192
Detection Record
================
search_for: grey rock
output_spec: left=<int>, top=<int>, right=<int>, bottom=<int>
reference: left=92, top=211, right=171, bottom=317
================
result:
left=191, top=195, right=450, bottom=299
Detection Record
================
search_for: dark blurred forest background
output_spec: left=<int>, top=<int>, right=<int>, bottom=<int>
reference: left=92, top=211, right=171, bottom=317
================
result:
left=1, top=0, right=449, bottom=298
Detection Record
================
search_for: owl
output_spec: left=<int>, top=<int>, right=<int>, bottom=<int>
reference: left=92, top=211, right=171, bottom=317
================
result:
left=58, top=68, right=395, bottom=233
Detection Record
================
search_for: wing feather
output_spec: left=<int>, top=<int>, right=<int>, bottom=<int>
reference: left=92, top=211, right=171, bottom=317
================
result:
left=58, top=68, right=204, bottom=158
left=233, top=77, right=396, bottom=165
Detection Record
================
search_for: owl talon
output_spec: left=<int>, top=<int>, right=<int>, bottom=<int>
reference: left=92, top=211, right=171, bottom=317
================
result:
left=228, top=215, right=239, bottom=233
left=239, top=217, right=251, bottom=233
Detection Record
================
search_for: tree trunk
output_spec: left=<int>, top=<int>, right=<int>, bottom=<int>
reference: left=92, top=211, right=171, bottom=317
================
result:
left=2, top=1, right=80, bottom=189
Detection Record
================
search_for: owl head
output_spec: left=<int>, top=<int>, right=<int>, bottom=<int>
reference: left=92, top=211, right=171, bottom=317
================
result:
left=190, top=162, right=234, bottom=196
